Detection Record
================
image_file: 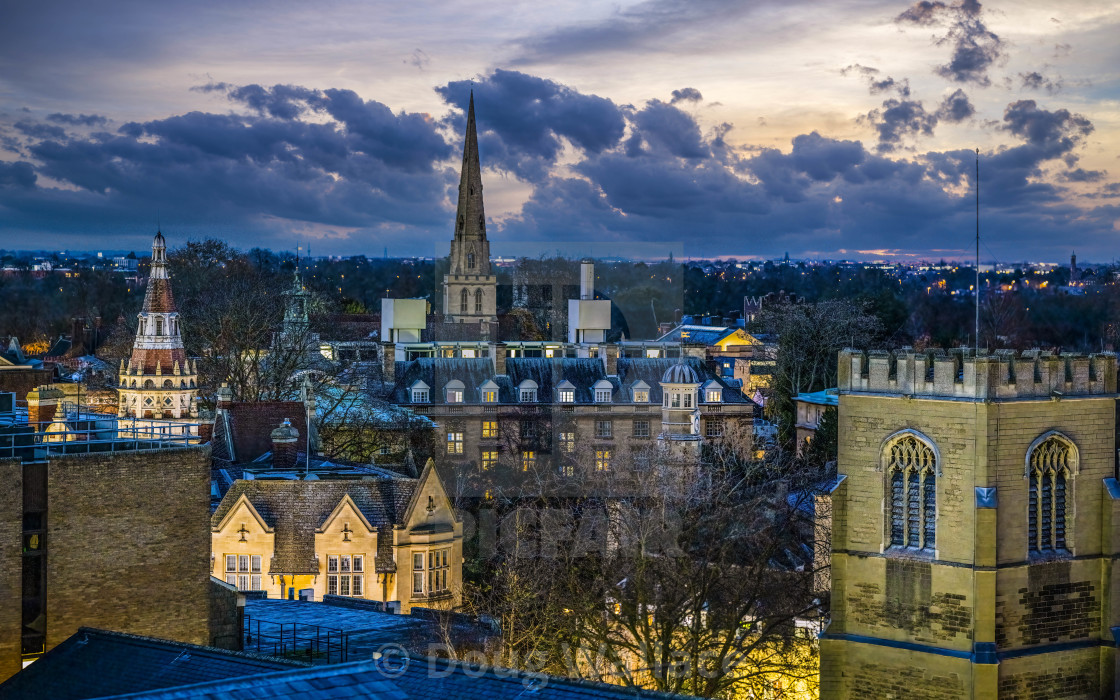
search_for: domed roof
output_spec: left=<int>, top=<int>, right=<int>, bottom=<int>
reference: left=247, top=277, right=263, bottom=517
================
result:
left=271, top=418, right=300, bottom=442
left=153, top=230, right=165, bottom=246
left=661, top=361, right=701, bottom=384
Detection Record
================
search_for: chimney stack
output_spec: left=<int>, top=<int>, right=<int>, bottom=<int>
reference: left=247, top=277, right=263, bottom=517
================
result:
left=605, top=344, right=619, bottom=375
left=580, top=259, right=595, bottom=300
left=381, top=342, right=396, bottom=384
left=216, top=383, right=233, bottom=410
left=492, top=342, right=508, bottom=375
left=27, top=385, right=64, bottom=429
left=271, top=418, right=300, bottom=471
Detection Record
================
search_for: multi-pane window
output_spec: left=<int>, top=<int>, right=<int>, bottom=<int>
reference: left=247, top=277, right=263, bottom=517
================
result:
left=520, top=388, right=537, bottom=402
left=446, top=432, right=464, bottom=454
left=1028, top=436, right=1072, bottom=553
left=706, top=389, right=722, bottom=403
left=482, top=390, right=498, bottom=403
left=520, top=421, right=537, bottom=440
left=475, top=289, right=483, bottom=314
left=481, top=450, right=498, bottom=470
left=705, top=419, right=723, bottom=438
left=226, top=554, right=262, bottom=591
left=633, top=420, right=650, bottom=438
left=412, top=388, right=429, bottom=403
left=595, top=420, right=612, bottom=438
left=327, top=554, right=364, bottom=597
left=683, top=393, right=693, bottom=409
left=595, top=388, right=612, bottom=403
left=482, top=420, right=498, bottom=438
left=446, top=388, right=463, bottom=403
left=633, top=389, right=649, bottom=403
left=460, top=289, right=468, bottom=314
left=429, top=549, right=450, bottom=595
left=558, top=389, right=575, bottom=403
left=595, top=449, right=611, bottom=471
left=413, top=553, right=425, bottom=594
left=558, top=432, right=575, bottom=453
left=887, top=435, right=937, bottom=550
left=522, top=451, right=536, bottom=471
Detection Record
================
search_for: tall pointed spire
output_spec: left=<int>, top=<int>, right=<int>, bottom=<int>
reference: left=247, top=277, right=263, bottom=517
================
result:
left=453, top=91, right=486, bottom=243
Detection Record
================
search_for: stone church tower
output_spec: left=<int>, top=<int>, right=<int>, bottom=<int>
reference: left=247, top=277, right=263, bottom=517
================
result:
left=117, top=231, right=199, bottom=420
left=442, top=92, right=497, bottom=326
left=820, top=349, right=1120, bottom=699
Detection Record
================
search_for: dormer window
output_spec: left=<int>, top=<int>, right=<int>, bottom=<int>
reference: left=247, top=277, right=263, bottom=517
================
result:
left=445, top=380, right=465, bottom=403
left=480, top=379, right=499, bottom=403
left=593, top=379, right=613, bottom=404
left=630, top=380, right=650, bottom=403
left=411, top=381, right=430, bottom=404
left=556, top=380, right=575, bottom=403
left=518, top=379, right=538, bottom=403
left=703, top=381, right=722, bottom=403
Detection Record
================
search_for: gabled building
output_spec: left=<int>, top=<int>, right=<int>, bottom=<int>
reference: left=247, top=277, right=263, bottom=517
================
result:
left=210, top=459, right=462, bottom=613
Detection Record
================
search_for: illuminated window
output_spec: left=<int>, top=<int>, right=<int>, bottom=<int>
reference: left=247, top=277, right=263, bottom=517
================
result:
left=522, top=451, right=536, bottom=470
left=595, top=449, right=611, bottom=471
left=481, top=450, right=498, bottom=470
left=633, top=389, right=649, bottom=403
left=558, top=432, right=575, bottom=453
left=446, top=432, right=464, bottom=454
left=706, top=389, right=722, bottom=403
left=482, top=390, right=497, bottom=403
left=558, top=388, right=574, bottom=403
left=482, top=420, right=498, bottom=438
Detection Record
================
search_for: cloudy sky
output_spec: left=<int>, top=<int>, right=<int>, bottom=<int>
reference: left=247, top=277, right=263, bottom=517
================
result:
left=1, top=0, right=1118, bottom=261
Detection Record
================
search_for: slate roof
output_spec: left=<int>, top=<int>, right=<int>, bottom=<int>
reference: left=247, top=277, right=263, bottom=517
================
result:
left=213, top=401, right=309, bottom=464
left=92, top=654, right=701, bottom=699
left=656, top=324, right=743, bottom=346
left=0, top=627, right=301, bottom=700
left=211, top=479, right=417, bottom=575
left=390, top=356, right=751, bottom=407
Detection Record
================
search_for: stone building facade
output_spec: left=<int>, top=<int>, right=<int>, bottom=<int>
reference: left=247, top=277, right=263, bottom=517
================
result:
left=442, top=92, right=496, bottom=327
left=117, top=231, right=199, bottom=421
left=0, top=444, right=218, bottom=681
left=820, top=349, right=1120, bottom=699
left=210, top=459, right=462, bottom=613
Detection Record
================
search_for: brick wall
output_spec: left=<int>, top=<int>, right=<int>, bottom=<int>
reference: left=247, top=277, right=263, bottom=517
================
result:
left=44, top=445, right=213, bottom=650
left=0, top=459, right=21, bottom=681
left=0, top=369, right=55, bottom=402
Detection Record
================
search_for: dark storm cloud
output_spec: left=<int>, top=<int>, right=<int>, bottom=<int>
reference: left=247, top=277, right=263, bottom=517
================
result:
left=437, top=70, right=625, bottom=181
left=630, top=100, right=709, bottom=159
left=13, top=121, right=66, bottom=140
left=0, top=82, right=456, bottom=244
left=862, top=99, right=938, bottom=152
left=1001, top=100, right=1092, bottom=154
left=45, top=113, right=108, bottom=127
left=670, top=88, right=703, bottom=104
left=935, top=89, right=974, bottom=122
left=896, top=0, right=1005, bottom=87
left=1059, top=168, right=1105, bottom=183
left=1020, top=71, right=1063, bottom=94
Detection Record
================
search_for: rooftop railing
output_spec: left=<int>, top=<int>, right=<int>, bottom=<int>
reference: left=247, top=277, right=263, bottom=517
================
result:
left=0, top=413, right=201, bottom=461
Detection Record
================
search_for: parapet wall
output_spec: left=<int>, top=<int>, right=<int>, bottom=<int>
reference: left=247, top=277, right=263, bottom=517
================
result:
left=838, top=348, right=1117, bottom=400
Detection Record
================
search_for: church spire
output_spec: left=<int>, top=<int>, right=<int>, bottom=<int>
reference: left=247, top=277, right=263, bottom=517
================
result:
left=454, top=91, right=486, bottom=242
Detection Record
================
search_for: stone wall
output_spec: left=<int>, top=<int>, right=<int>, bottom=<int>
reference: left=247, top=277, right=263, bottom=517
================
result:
left=208, top=577, right=243, bottom=651
left=998, top=648, right=1102, bottom=699
left=0, top=459, right=21, bottom=681
left=44, top=445, right=213, bottom=650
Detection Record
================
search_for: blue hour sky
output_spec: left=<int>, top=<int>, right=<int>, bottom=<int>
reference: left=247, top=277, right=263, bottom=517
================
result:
left=0, top=0, right=1118, bottom=261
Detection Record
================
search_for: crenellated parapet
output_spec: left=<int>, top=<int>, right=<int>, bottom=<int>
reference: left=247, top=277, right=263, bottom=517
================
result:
left=838, top=347, right=1117, bottom=400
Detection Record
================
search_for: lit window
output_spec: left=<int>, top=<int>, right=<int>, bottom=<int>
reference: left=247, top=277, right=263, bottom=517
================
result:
left=558, top=389, right=575, bottom=403
left=706, top=389, right=722, bottom=403
left=633, top=420, right=650, bottom=438
left=522, top=451, right=536, bottom=470
left=446, top=389, right=463, bottom=403
left=633, top=389, right=649, bottom=403
left=595, top=420, right=612, bottom=438
left=482, top=420, right=498, bottom=438
left=559, top=432, right=575, bottom=453
left=481, top=450, right=498, bottom=470
left=595, top=449, right=611, bottom=471
left=447, top=432, right=464, bottom=454
left=462, top=348, right=477, bottom=358
left=482, top=390, right=498, bottom=403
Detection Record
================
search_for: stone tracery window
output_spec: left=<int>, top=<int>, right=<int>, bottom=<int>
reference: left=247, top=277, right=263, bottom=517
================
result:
left=1028, top=435, right=1073, bottom=553
left=475, top=289, right=483, bottom=314
left=460, top=288, right=468, bottom=315
left=886, top=434, right=937, bottom=550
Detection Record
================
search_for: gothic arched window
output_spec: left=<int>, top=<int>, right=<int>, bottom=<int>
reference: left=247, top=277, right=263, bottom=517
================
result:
left=475, top=289, right=483, bottom=314
left=460, top=288, right=468, bottom=315
left=1027, top=434, right=1074, bottom=553
left=885, top=433, right=937, bottom=550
